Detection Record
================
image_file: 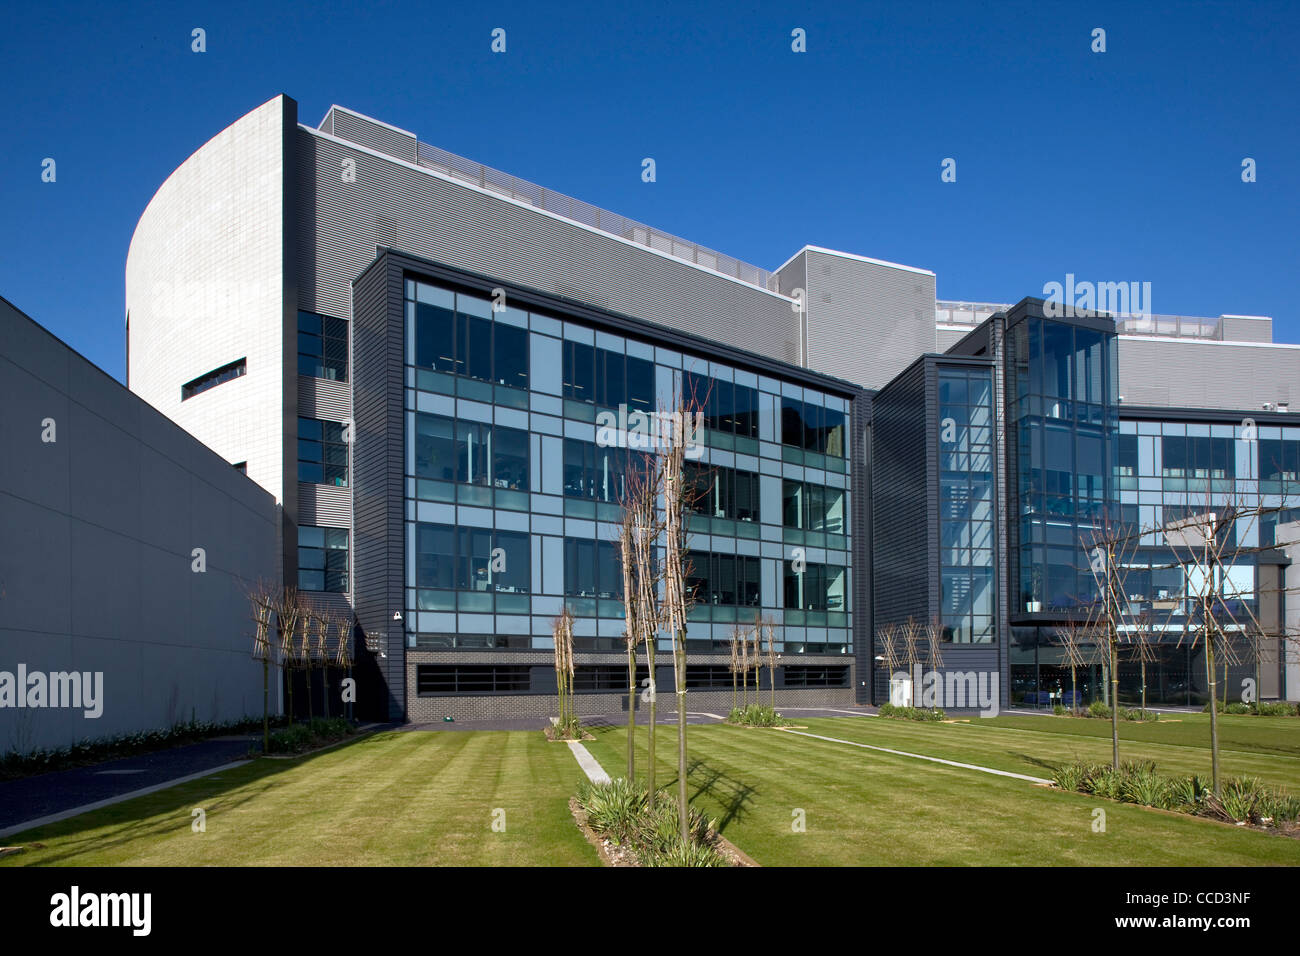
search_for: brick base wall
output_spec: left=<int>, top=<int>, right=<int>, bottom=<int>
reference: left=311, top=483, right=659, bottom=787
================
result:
left=403, top=649, right=856, bottom=722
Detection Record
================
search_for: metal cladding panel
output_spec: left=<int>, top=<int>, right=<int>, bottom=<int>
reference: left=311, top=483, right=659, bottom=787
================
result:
left=851, top=391, right=873, bottom=703
left=349, top=254, right=406, bottom=721
left=298, top=376, right=351, bottom=420
left=1118, top=338, right=1299, bottom=410
left=774, top=251, right=807, bottom=366
left=294, top=129, right=797, bottom=363
left=935, top=327, right=969, bottom=352
left=328, top=108, right=418, bottom=164
left=804, top=250, right=937, bottom=390
left=1219, top=316, right=1272, bottom=343
left=990, top=319, right=1010, bottom=706
left=869, top=358, right=931, bottom=698
left=297, top=483, right=351, bottom=526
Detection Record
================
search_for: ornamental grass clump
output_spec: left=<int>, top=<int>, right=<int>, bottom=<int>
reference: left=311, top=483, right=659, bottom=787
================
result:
left=577, top=778, right=726, bottom=866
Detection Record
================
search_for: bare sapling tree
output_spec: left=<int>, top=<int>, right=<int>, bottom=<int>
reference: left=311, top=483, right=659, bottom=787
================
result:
left=750, top=618, right=763, bottom=709
left=728, top=626, right=743, bottom=713
left=313, top=609, right=330, bottom=719
left=662, top=389, right=703, bottom=842
left=740, top=621, right=750, bottom=708
left=763, top=614, right=778, bottom=711
left=1082, top=511, right=1144, bottom=770
left=552, top=607, right=576, bottom=737
left=1053, top=625, right=1090, bottom=716
left=901, top=618, right=922, bottom=699
left=1155, top=489, right=1300, bottom=796
left=247, top=579, right=277, bottom=751
left=876, top=623, right=902, bottom=703
left=1129, top=611, right=1159, bottom=715
left=924, top=616, right=946, bottom=699
left=618, top=503, right=640, bottom=779
left=275, top=586, right=303, bottom=723
left=298, top=608, right=315, bottom=723
left=332, top=611, right=354, bottom=721
left=626, top=452, right=663, bottom=791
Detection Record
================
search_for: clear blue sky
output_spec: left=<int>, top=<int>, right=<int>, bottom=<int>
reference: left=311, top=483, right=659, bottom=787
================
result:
left=2, top=0, right=1297, bottom=381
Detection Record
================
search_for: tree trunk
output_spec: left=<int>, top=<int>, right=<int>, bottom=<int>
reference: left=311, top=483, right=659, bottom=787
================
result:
left=645, top=643, right=656, bottom=795
left=1110, top=638, right=1120, bottom=770
left=1140, top=658, right=1147, bottom=715
left=627, top=643, right=637, bottom=780
left=262, top=657, right=270, bottom=752
left=675, top=643, right=689, bottom=843
left=1206, top=621, right=1221, bottom=797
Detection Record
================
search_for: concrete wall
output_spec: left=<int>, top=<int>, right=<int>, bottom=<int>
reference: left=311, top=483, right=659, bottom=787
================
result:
left=0, top=298, right=280, bottom=753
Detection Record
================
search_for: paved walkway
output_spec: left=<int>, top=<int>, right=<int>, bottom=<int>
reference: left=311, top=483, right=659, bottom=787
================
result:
left=0, top=735, right=260, bottom=834
left=776, top=728, right=1053, bottom=785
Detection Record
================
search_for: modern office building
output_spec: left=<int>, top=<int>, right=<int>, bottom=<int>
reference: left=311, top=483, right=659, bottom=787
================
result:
left=124, top=94, right=1300, bottom=718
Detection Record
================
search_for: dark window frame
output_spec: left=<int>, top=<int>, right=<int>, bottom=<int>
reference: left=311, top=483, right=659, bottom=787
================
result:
left=298, top=311, right=348, bottom=382
left=297, top=417, right=349, bottom=486
left=181, top=358, right=246, bottom=401
left=416, top=665, right=532, bottom=695
left=297, top=525, right=349, bottom=593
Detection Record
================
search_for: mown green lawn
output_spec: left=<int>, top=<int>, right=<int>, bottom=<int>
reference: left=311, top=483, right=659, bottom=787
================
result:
left=583, top=721, right=1300, bottom=866
left=795, top=713, right=1300, bottom=792
left=984, top=711, right=1300, bottom=759
left=1, top=731, right=596, bottom=866
left=6, top=716, right=1299, bottom=866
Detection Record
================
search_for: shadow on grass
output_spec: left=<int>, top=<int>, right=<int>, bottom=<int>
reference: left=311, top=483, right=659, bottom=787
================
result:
left=685, top=758, right=758, bottom=834
left=3, top=731, right=388, bottom=866
left=584, top=724, right=759, bottom=834
left=1007, top=751, right=1062, bottom=774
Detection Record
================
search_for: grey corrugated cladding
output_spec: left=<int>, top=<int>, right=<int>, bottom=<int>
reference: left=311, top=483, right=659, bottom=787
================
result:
left=870, top=358, right=931, bottom=633
left=1118, top=338, right=1299, bottom=411
left=774, top=252, right=807, bottom=366
left=294, top=129, right=797, bottom=366
left=851, top=391, right=874, bottom=703
left=802, top=250, right=938, bottom=391
left=349, top=255, right=407, bottom=721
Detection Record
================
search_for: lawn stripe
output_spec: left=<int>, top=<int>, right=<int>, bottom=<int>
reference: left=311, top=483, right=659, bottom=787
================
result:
left=937, top=717, right=1300, bottom=760
left=777, top=729, right=1052, bottom=784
